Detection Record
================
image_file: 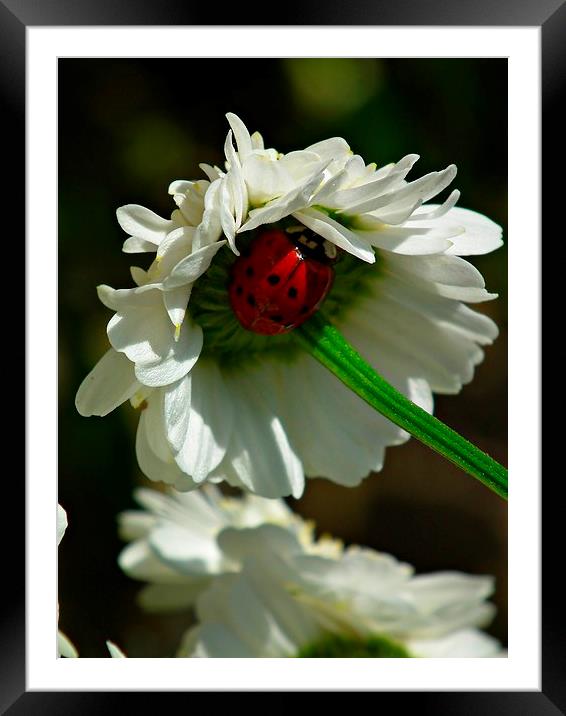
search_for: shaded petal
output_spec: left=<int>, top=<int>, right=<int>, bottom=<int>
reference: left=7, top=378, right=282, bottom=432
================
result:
left=135, top=397, right=198, bottom=490
left=175, top=360, right=234, bottom=483
left=162, top=374, right=192, bottom=454
left=341, top=284, right=491, bottom=394
left=274, top=355, right=404, bottom=485
left=383, top=251, right=498, bottom=302
left=219, top=366, right=304, bottom=498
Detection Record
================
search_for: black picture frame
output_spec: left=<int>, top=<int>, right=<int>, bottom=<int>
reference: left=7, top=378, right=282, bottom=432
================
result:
left=8, top=0, right=557, bottom=711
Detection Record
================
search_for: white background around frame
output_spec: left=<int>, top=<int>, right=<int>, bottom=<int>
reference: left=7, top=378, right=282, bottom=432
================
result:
left=27, top=26, right=540, bottom=691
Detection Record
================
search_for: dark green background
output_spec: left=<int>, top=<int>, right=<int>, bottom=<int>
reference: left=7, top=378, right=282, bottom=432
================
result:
left=58, top=58, right=507, bottom=657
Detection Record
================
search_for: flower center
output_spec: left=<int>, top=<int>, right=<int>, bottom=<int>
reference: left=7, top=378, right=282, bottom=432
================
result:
left=296, top=633, right=411, bottom=658
left=189, top=221, right=380, bottom=370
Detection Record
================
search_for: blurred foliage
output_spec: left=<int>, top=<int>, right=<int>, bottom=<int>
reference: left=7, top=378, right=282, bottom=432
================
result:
left=58, top=58, right=507, bottom=657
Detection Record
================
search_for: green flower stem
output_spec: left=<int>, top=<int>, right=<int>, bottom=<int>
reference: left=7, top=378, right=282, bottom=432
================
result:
left=295, top=312, right=508, bottom=500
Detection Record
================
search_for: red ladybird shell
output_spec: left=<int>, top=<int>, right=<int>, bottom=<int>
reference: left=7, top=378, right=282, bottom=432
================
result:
left=228, top=228, right=335, bottom=335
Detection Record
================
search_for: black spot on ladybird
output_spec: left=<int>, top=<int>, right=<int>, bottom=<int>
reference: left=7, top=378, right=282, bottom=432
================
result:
left=288, top=286, right=298, bottom=299
left=236, top=286, right=243, bottom=296
left=270, top=315, right=283, bottom=322
left=247, top=294, right=256, bottom=307
left=267, top=274, right=280, bottom=285
left=245, top=266, right=254, bottom=278
left=300, top=305, right=309, bottom=314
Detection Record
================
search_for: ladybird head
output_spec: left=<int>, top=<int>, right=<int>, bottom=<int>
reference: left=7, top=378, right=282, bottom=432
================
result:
left=285, top=225, right=339, bottom=264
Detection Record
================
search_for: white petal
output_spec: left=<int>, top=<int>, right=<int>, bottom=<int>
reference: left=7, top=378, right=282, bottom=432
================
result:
left=163, top=241, right=227, bottom=290
left=130, top=266, right=148, bottom=286
left=278, top=150, right=325, bottom=183
left=199, top=163, right=223, bottom=182
left=162, top=374, right=192, bottom=453
left=107, top=292, right=175, bottom=366
left=226, top=113, right=253, bottom=160
left=149, top=524, right=225, bottom=576
left=58, top=631, right=78, bottom=658
left=243, top=153, right=295, bottom=206
left=57, top=504, right=68, bottom=546
left=106, top=641, right=127, bottom=658
left=116, top=205, right=173, bottom=245
left=293, top=208, right=375, bottom=263
left=408, top=629, right=503, bottom=657
left=170, top=180, right=209, bottom=226
left=135, top=399, right=198, bottom=490
left=163, top=285, right=192, bottom=329
left=175, top=360, right=234, bottom=482
left=122, top=236, right=158, bottom=254
left=118, top=539, right=186, bottom=583
left=179, top=624, right=256, bottom=658
left=117, top=509, right=156, bottom=541
left=134, top=319, right=203, bottom=387
left=418, top=206, right=504, bottom=256
left=219, top=178, right=238, bottom=251
left=407, top=189, right=460, bottom=221
left=168, top=180, right=192, bottom=195
left=329, top=154, right=420, bottom=212
left=238, top=163, right=330, bottom=234
left=97, top=283, right=158, bottom=312
left=194, top=179, right=224, bottom=250
left=153, top=226, right=195, bottom=277
left=384, top=251, right=497, bottom=302
left=75, top=348, right=140, bottom=417
left=358, top=224, right=453, bottom=255
left=305, top=136, right=351, bottom=164
left=250, top=131, right=264, bottom=150
left=365, top=165, right=457, bottom=215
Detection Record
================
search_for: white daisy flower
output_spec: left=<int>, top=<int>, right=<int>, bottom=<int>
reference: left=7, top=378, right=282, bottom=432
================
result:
left=117, top=485, right=338, bottom=612
left=76, top=113, right=502, bottom=498
left=57, top=504, right=78, bottom=658
left=179, top=523, right=503, bottom=659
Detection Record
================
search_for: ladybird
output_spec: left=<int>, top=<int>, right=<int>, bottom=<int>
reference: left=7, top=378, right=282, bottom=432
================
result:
left=228, top=226, right=338, bottom=335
